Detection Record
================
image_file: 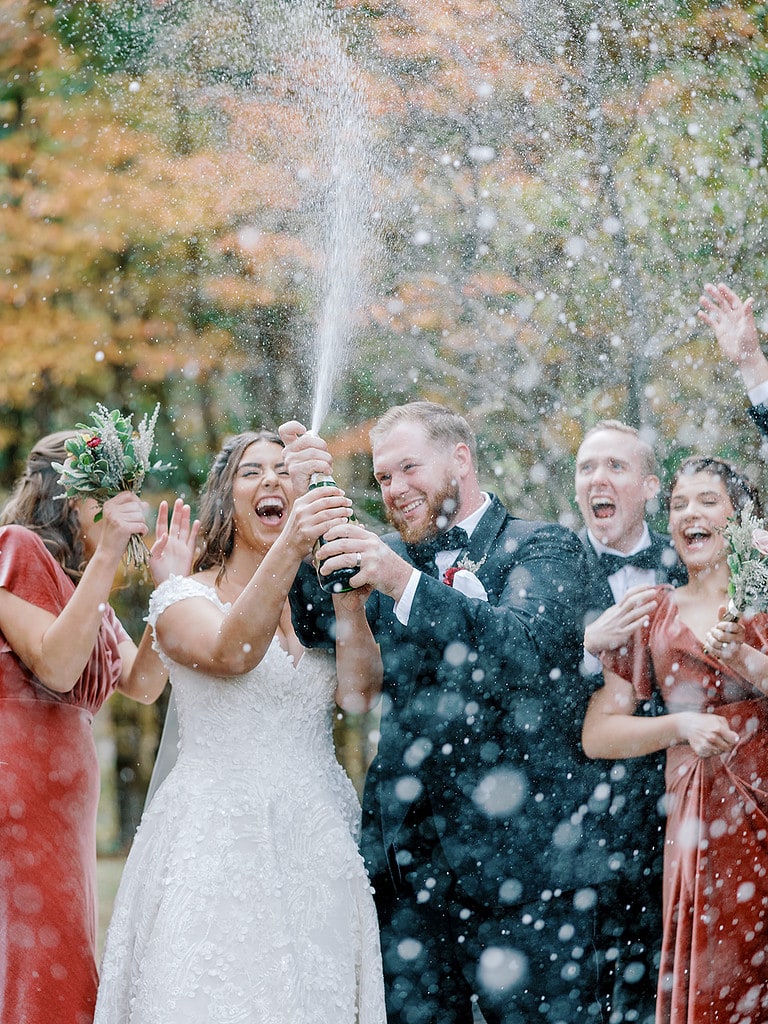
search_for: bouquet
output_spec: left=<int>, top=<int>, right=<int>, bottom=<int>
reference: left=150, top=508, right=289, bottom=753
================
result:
left=53, top=404, right=167, bottom=567
left=720, top=500, right=768, bottom=622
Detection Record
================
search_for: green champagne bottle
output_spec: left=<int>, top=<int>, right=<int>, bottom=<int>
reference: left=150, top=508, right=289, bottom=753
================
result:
left=309, top=472, right=358, bottom=594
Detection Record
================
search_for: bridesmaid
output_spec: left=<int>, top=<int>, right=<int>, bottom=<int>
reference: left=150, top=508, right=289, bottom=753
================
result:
left=0, top=430, right=197, bottom=1024
left=582, top=456, right=768, bottom=1024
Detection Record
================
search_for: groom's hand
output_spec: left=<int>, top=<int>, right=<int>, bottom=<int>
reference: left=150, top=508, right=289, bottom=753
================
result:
left=279, top=420, right=334, bottom=493
left=319, top=522, right=414, bottom=603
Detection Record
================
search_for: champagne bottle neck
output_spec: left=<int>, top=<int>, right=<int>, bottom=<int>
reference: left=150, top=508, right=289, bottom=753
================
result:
left=309, top=472, right=336, bottom=488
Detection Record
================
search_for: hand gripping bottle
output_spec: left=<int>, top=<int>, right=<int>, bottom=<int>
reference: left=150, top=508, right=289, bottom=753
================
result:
left=308, top=472, right=358, bottom=594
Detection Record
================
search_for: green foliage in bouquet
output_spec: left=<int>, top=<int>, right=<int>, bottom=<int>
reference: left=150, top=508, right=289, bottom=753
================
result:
left=53, top=404, right=169, bottom=566
left=721, top=500, right=768, bottom=620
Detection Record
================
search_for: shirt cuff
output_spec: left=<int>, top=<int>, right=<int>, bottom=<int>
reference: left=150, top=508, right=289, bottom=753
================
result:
left=394, top=568, right=422, bottom=625
left=582, top=649, right=602, bottom=676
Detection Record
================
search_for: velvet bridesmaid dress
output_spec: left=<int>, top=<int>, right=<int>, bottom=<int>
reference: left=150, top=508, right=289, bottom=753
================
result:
left=604, top=586, right=768, bottom=1024
left=0, top=526, right=127, bottom=1024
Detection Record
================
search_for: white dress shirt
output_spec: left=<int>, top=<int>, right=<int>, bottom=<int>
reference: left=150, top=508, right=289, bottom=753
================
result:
left=394, top=494, right=491, bottom=625
left=582, top=522, right=656, bottom=675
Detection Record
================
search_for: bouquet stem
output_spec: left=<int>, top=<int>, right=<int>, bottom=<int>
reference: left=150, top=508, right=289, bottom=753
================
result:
left=126, top=534, right=150, bottom=568
left=721, top=599, right=741, bottom=624
left=703, top=599, right=740, bottom=655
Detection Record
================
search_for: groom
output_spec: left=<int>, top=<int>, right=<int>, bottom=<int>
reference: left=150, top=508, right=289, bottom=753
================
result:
left=283, top=403, right=616, bottom=1024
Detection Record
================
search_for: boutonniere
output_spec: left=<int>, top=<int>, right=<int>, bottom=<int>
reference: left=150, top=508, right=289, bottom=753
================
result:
left=443, top=555, right=488, bottom=601
left=443, top=553, right=486, bottom=586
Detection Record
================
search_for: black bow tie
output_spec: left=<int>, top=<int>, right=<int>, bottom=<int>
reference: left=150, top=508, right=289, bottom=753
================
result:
left=406, top=526, right=470, bottom=575
left=598, top=547, right=659, bottom=576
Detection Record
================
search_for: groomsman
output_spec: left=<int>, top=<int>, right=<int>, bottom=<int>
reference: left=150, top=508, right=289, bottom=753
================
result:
left=574, top=420, right=685, bottom=1024
left=699, top=281, right=768, bottom=439
left=283, top=404, right=616, bottom=1024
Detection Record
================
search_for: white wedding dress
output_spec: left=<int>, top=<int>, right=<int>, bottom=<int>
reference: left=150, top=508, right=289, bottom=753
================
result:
left=94, top=576, right=386, bottom=1024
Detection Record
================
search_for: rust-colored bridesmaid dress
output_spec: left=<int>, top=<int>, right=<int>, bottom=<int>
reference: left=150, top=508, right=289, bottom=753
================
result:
left=603, top=586, right=768, bottom=1024
left=0, top=526, right=128, bottom=1024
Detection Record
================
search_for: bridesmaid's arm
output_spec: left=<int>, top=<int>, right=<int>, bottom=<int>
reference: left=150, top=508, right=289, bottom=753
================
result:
left=116, top=628, right=169, bottom=704
left=0, top=495, right=146, bottom=692
left=582, top=668, right=740, bottom=759
left=117, top=499, right=201, bottom=704
left=703, top=612, right=768, bottom=695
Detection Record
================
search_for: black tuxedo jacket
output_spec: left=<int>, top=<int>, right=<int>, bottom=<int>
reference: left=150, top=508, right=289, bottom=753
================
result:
left=578, top=526, right=686, bottom=885
left=749, top=403, right=768, bottom=440
left=293, top=496, right=616, bottom=907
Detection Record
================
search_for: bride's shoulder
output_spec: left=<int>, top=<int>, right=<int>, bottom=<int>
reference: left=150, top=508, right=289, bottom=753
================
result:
left=147, top=574, right=228, bottom=627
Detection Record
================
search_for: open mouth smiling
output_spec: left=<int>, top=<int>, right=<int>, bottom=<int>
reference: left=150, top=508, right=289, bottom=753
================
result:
left=682, top=525, right=711, bottom=549
left=255, top=497, right=286, bottom=524
left=590, top=497, right=615, bottom=520
left=398, top=498, right=424, bottom=517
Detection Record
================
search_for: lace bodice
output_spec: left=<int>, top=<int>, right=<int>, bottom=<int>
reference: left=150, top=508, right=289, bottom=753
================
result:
left=149, top=576, right=339, bottom=765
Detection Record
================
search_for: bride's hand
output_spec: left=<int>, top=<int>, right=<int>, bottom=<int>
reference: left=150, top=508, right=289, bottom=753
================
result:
left=283, top=486, right=353, bottom=558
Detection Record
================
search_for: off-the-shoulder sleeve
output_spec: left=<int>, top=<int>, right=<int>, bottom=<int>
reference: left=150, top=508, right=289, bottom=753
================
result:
left=147, top=575, right=227, bottom=627
left=0, top=525, right=73, bottom=618
left=146, top=575, right=228, bottom=666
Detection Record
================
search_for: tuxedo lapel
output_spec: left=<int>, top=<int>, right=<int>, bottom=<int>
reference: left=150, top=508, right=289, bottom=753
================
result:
left=461, top=497, right=507, bottom=582
left=578, top=529, right=616, bottom=612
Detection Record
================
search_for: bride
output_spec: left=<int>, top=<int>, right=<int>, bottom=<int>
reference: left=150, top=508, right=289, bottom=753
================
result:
left=94, top=429, right=386, bottom=1024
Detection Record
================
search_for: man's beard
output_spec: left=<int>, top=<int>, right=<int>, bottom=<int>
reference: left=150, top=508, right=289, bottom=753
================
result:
left=386, top=478, right=461, bottom=544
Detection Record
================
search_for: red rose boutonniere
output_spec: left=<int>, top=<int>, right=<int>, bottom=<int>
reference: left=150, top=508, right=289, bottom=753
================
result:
left=443, top=566, right=460, bottom=587
left=442, top=554, right=487, bottom=587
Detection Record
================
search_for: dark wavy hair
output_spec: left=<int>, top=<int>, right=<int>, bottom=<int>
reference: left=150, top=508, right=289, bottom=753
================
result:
left=670, top=456, right=763, bottom=518
left=193, top=430, right=284, bottom=580
left=0, top=430, right=86, bottom=581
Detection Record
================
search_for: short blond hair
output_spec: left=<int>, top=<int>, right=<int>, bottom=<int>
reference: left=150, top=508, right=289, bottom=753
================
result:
left=370, top=402, right=478, bottom=469
left=580, top=420, right=657, bottom=477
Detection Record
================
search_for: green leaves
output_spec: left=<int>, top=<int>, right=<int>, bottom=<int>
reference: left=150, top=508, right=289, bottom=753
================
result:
left=722, top=501, right=768, bottom=616
left=52, top=403, right=168, bottom=567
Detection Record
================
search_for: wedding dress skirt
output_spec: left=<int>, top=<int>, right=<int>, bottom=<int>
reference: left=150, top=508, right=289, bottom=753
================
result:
left=94, top=576, right=385, bottom=1024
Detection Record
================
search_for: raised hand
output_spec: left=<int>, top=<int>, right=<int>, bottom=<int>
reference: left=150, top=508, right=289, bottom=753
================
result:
left=149, top=498, right=200, bottom=585
left=584, top=584, right=659, bottom=656
left=698, top=282, right=768, bottom=390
